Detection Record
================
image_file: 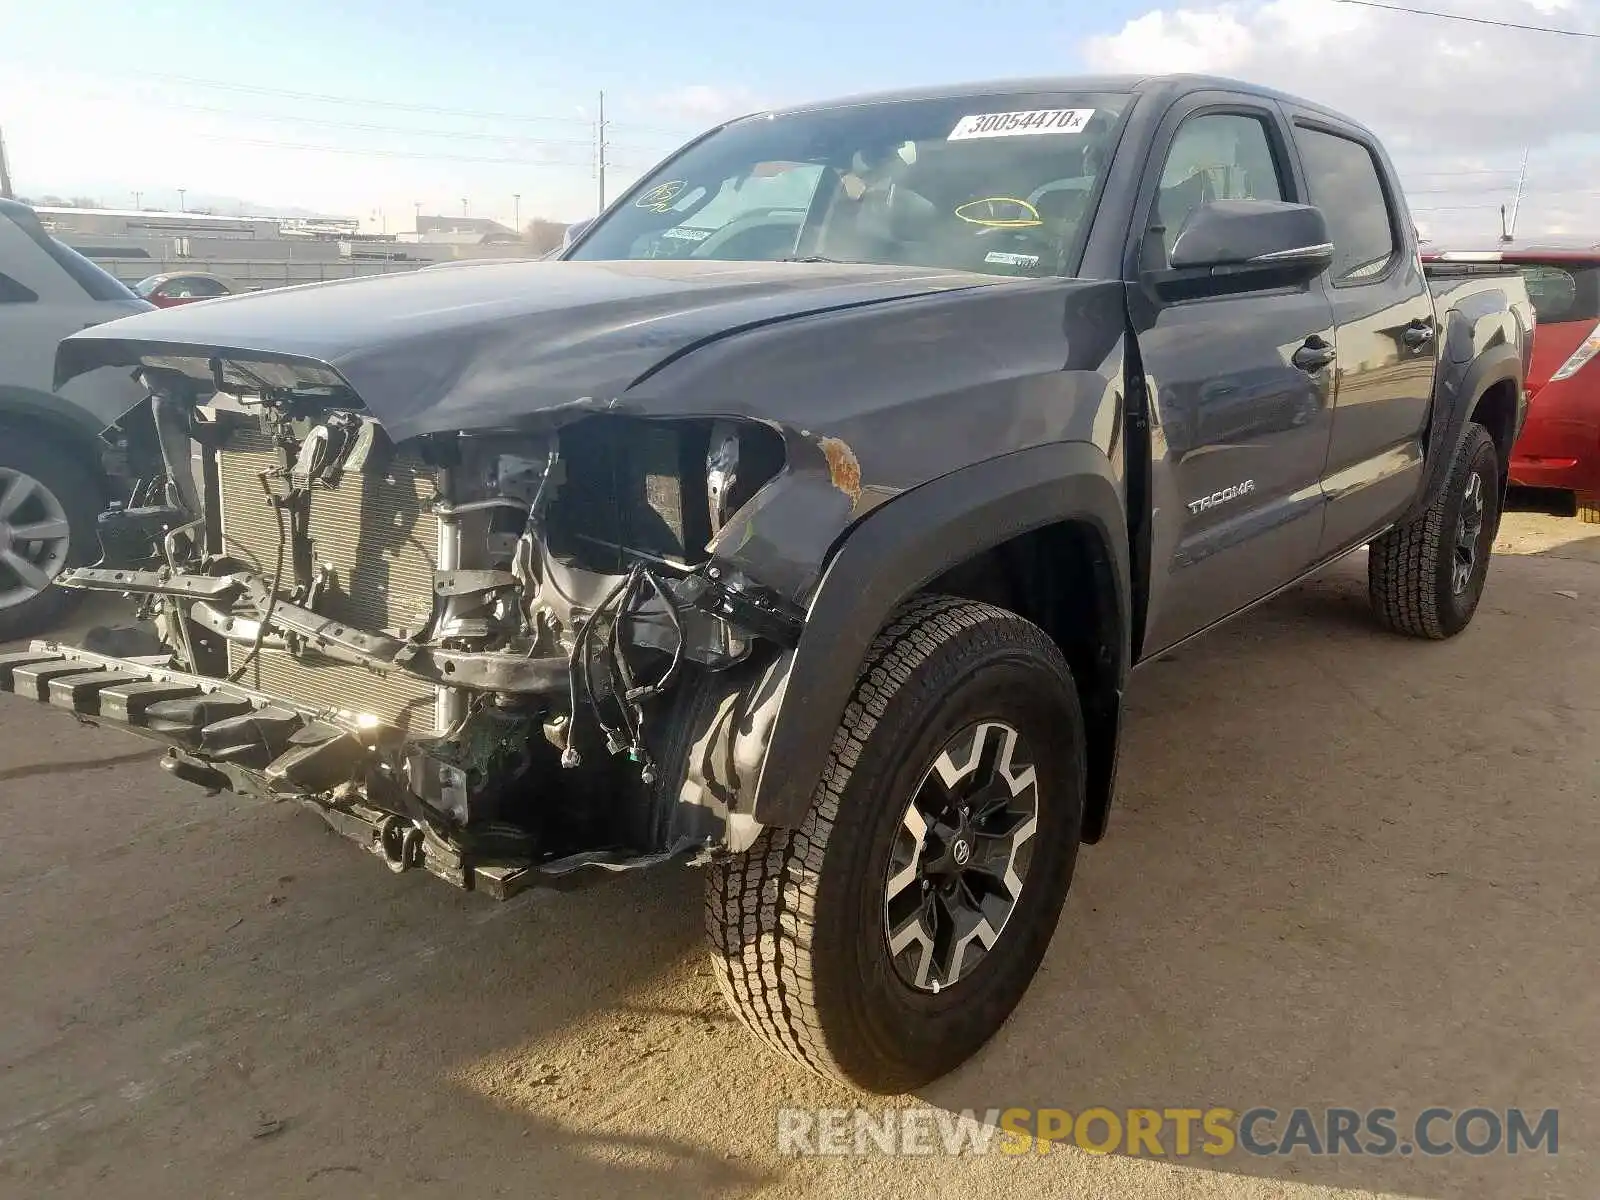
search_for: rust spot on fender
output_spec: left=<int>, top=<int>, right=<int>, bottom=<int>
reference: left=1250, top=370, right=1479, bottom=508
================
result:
left=818, top=437, right=862, bottom=504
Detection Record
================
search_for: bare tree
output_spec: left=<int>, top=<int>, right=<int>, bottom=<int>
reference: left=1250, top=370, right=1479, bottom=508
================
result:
left=523, top=218, right=569, bottom=255
left=68, top=196, right=103, bottom=209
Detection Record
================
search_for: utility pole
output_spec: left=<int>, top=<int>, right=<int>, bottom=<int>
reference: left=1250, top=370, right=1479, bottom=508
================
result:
left=1501, top=147, right=1529, bottom=244
left=461, top=197, right=468, bottom=217
left=177, top=188, right=187, bottom=212
left=513, top=193, right=521, bottom=231
left=132, top=190, right=142, bottom=209
left=413, top=200, right=422, bottom=233
left=596, top=90, right=608, bottom=214
left=0, top=126, right=13, bottom=200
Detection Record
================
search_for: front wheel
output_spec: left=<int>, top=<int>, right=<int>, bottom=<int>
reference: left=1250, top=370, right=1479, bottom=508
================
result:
left=1368, top=421, right=1500, bottom=639
left=705, top=595, right=1086, bottom=1093
left=0, top=431, right=99, bottom=642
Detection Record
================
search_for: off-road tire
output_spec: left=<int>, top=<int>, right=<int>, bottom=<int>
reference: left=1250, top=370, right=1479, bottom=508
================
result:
left=0, top=430, right=98, bottom=642
left=705, top=595, right=1086, bottom=1094
left=1578, top=497, right=1600, bottom=525
left=1368, top=422, right=1499, bottom=639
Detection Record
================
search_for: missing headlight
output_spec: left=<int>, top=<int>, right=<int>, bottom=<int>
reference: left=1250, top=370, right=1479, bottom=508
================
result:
left=544, top=416, right=784, bottom=573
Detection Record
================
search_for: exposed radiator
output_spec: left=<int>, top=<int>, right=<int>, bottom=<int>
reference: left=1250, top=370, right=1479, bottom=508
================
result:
left=217, top=426, right=443, bottom=736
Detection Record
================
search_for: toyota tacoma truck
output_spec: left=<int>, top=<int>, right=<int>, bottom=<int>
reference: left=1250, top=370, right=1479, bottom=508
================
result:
left=0, top=74, right=1532, bottom=1094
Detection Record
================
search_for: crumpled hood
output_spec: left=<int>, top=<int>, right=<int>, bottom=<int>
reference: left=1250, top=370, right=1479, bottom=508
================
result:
left=56, top=258, right=999, bottom=441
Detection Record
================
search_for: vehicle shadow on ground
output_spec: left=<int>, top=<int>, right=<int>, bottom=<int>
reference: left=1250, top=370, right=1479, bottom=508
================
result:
left=926, top=553, right=1600, bottom=1198
left=7, top=537, right=1598, bottom=1198
left=0, top=719, right=781, bottom=1198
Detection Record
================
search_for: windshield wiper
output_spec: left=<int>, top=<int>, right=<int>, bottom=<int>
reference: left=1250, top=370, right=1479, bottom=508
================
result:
left=776, top=255, right=863, bottom=264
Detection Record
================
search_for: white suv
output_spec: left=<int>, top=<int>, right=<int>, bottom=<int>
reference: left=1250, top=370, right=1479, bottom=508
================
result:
left=0, top=199, right=151, bottom=637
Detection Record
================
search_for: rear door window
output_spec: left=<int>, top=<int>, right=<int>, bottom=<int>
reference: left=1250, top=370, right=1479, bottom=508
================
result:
left=1520, top=263, right=1600, bottom=324
left=1293, top=126, right=1398, bottom=284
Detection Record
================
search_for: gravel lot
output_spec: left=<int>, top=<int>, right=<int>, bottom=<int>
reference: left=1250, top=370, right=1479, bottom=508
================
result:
left=2, top=512, right=1596, bottom=1200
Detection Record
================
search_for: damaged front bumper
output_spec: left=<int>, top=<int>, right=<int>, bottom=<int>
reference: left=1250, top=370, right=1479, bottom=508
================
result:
left=15, top=337, right=853, bottom=899
left=0, top=638, right=706, bottom=897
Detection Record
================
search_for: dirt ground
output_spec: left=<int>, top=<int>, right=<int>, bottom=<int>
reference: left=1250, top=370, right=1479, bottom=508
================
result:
left=1, top=511, right=1596, bottom=1200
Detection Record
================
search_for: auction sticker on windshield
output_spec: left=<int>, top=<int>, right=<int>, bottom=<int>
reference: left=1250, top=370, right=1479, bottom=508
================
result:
left=948, top=109, right=1096, bottom=140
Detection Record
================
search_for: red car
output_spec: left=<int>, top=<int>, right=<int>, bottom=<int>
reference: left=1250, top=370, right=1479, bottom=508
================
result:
left=132, top=271, right=235, bottom=308
left=1430, top=251, right=1600, bottom=521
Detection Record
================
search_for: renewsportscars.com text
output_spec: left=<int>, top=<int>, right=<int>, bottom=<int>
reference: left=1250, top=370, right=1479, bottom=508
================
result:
left=776, top=1106, right=1558, bottom=1158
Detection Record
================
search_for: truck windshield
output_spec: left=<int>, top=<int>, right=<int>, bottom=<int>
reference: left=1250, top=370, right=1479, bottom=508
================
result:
left=568, top=91, right=1131, bottom=279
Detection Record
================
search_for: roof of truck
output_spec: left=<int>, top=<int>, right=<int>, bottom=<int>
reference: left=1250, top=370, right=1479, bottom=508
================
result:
left=766, top=74, right=1366, bottom=131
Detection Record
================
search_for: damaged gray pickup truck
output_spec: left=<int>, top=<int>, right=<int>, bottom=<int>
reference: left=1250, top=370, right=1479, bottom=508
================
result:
left=2, top=74, right=1532, bottom=1093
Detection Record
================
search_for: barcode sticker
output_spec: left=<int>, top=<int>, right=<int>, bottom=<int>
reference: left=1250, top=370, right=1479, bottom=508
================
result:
left=948, top=109, right=1096, bottom=141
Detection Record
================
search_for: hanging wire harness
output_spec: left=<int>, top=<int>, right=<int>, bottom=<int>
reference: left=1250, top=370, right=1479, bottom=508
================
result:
left=559, top=560, right=687, bottom=784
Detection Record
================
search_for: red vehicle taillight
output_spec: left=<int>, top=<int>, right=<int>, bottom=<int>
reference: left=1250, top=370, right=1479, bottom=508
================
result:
left=1550, top=320, right=1600, bottom=383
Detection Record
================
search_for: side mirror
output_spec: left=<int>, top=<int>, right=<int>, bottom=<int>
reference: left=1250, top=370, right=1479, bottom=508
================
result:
left=1159, top=200, right=1333, bottom=297
left=561, top=217, right=594, bottom=251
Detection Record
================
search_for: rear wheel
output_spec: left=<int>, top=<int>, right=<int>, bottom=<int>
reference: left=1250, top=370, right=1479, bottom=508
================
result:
left=0, top=431, right=99, bottom=642
left=1368, top=422, right=1499, bottom=639
left=705, top=595, right=1086, bottom=1093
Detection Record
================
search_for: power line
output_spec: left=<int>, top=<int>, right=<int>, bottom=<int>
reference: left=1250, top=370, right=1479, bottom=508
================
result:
left=128, top=69, right=705, bottom=136
left=1331, top=0, right=1600, bottom=38
left=193, top=133, right=592, bottom=167
left=136, top=70, right=596, bottom=125
left=1409, top=185, right=1599, bottom=196
left=141, top=98, right=599, bottom=147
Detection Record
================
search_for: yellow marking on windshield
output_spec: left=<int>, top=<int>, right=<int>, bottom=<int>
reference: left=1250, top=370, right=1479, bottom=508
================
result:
left=954, top=198, right=1044, bottom=228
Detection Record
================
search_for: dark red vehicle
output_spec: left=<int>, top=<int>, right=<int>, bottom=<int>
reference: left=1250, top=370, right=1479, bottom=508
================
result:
left=132, top=271, right=235, bottom=308
left=1429, top=251, right=1600, bottom=521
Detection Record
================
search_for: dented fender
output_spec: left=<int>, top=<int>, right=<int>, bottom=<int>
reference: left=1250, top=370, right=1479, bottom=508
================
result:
left=675, top=442, right=1131, bottom=838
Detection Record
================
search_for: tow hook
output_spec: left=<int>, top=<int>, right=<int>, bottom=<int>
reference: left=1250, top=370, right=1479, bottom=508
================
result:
left=377, top=815, right=425, bottom=873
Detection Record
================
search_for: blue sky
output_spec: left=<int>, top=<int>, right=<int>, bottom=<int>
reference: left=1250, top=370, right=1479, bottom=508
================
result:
left=0, top=0, right=1149, bottom=224
left=2, top=0, right=1596, bottom=240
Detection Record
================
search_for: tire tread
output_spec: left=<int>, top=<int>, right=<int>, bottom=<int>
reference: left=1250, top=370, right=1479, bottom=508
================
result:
left=704, top=595, right=1042, bottom=1084
left=1368, top=422, right=1496, bottom=640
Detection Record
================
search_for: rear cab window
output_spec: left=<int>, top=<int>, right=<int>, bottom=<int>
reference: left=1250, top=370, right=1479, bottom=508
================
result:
left=1520, top=262, right=1600, bottom=325
left=1292, top=125, right=1398, bottom=284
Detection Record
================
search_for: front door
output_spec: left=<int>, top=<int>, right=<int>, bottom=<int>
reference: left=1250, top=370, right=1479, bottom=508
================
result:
left=1130, top=98, right=1338, bottom=654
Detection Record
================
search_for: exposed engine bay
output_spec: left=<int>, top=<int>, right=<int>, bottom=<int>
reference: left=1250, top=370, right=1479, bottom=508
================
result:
left=27, top=374, right=805, bottom=895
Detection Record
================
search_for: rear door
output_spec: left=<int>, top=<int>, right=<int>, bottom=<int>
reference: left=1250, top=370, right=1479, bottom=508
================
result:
left=1128, top=93, right=1338, bottom=654
left=1287, top=116, right=1436, bottom=556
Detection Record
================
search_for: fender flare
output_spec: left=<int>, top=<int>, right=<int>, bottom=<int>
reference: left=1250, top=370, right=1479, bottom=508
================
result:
left=0, top=386, right=113, bottom=495
left=0, top=385, right=108, bottom=445
left=1403, top=343, right=1522, bottom=525
left=747, top=440, right=1131, bottom=828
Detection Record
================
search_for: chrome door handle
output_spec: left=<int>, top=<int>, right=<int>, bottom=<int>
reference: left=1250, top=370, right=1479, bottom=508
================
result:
left=1403, top=322, right=1435, bottom=348
left=1292, top=337, right=1336, bottom=373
